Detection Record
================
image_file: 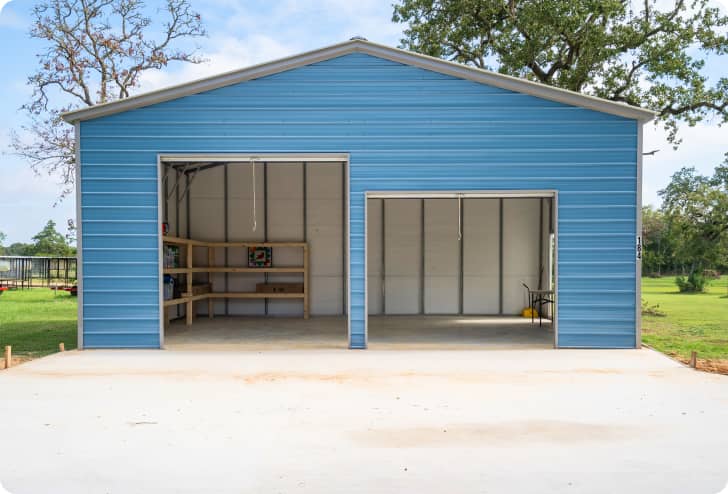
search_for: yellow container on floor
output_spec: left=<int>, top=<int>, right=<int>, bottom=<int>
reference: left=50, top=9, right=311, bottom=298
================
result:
left=521, top=307, right=538, bottom=318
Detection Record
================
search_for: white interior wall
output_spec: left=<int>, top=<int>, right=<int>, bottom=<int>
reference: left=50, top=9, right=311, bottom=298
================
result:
left=266, top=163, right=305, bottom=316
left=307, top=163, right=345, bottom=315
left=366, top=196, right=547, bottom=317
left=384, top=199, right=422, bottom=314
left=462, top=199, right=500, bottom=313
left=502, top=198, right=541, bottom=314
left=165, top=161, right=344, bottom=318
left=424, top=199, right=459, bottom=314
left=366, top=199, right=383, bottom=315
left=227, top=163, right=266, bottom=315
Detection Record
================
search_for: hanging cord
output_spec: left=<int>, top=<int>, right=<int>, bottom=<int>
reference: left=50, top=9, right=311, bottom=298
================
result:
left=250, top=157, right=259, bottom=232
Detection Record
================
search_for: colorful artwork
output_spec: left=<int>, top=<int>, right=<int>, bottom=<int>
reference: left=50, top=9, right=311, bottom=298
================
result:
left=248, top=247, right=272, bottom=268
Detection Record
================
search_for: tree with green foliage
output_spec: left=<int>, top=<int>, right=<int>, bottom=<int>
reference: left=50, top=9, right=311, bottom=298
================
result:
left=392, top=0, right=728, bottom=145
left=30, top=220, right=74, bottom=257
left=0, top=231, right=6, bottom=255
left=5, top=243, right=34, bottom=256
left=659, top=164, right=728, bottom=290
left=642, top=206, right=674, bottom=276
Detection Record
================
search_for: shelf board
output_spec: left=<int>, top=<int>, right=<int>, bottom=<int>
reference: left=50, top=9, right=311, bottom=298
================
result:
left=163, top=267, right=304, bottom=274
left=165, top=292, right=304, bottom=305
left=163, top=268, right=188, bottom=274
left=207, top=292, right=304, bottom=299
left=162, top=236, right=306, bottom=249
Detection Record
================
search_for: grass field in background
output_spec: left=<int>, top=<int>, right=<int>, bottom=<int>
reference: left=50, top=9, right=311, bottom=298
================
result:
left=0, top=288, right=77, bottom=358
left=0, top=280, right=726, bottom=369
left=642, top=276, right=728, bottom=362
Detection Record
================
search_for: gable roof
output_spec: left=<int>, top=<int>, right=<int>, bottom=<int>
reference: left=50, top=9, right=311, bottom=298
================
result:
left=61, top=38, right=656, bottom=123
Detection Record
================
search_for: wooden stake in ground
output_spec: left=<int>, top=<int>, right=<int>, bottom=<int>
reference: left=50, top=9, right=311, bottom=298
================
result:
left=690, top=351, right=697, bottom=369
left=59, top=342, right=65, bottom=352
left=4, top=345, right=11, bottom=369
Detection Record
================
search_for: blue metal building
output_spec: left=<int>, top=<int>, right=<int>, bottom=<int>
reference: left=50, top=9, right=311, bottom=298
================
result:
left=62, top=39, right=654, bottom=350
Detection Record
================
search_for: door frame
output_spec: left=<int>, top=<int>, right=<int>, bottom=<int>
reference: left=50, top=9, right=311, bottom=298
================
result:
left=364, top=190, right=559, bottom=348
left=156, top=153, right=351, bottom=348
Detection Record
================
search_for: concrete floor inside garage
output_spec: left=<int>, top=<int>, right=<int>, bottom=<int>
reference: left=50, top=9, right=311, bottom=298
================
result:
left=164, top=315, right=553, bottom=350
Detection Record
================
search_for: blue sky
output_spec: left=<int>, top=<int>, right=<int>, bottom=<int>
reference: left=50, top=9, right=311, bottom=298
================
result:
left=0, top=0, right=726, bottom=243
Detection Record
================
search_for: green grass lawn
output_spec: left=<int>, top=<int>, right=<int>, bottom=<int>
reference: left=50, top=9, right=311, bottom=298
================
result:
left=0, top=288, right=77, bottom=358
left=642, top=275, right=728, bottom=362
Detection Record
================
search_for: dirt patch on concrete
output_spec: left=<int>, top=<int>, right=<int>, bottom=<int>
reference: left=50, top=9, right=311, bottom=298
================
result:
left=352, top=420, right=644, bottom=448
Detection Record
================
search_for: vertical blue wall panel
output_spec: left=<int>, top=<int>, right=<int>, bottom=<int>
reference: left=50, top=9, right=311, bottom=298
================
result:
left=79, top=52, right=638, bottom=349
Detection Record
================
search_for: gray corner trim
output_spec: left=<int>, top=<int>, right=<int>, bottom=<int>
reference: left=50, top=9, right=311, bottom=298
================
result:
left=499, top=198, right=504, bottom=316
left=636, top=124, right=644, bottom=349
left=61, top=40, right=656, bottom=124
left=157, top=155, right=164, bottom=348
left=75, top=122, right=84, bottom=350
left=345, top=160, right=353, bottom=348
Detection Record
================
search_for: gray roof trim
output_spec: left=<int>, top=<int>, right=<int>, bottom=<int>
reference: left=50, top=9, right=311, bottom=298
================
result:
left=61, top=39, right=656, bottom=123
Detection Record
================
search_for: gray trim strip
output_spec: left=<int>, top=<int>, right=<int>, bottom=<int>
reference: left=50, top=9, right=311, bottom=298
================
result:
left=636, top=124, right=644, bottom=348
left=75, top=122, right=84, bottom=350
left=62, top=40, right=655, bottom=123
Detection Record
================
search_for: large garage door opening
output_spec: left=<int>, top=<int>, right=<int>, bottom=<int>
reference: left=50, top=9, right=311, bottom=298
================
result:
left=366, top=194, right=555, bottom=349
left=160, top=156, right=348, bottom=349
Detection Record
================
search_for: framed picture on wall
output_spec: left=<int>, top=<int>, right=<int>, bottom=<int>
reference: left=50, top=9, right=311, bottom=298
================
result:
left=248, top=247, right=273, bottom=268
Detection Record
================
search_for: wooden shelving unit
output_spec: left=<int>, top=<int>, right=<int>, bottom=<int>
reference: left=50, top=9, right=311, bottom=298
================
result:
left=162, top=235, right=309, bottom=325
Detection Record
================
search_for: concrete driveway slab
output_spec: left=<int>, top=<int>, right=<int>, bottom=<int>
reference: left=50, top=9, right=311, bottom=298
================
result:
left=1, top=348, right=726, bottom=493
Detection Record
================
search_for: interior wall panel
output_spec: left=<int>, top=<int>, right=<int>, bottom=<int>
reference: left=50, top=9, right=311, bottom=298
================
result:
left=462, top=198, right=500, bottom=314
left=306, top=163, right=345, bottom=315
left=384, top=199, right=421, bottom=314
left=502, top=198, right=541, bottom=314
left=366, top=199, right=383, bottom=315
left=226, top=163, right=266, bottom=315
left=188, top=167, right=225, bottom=316
left=266, top=163, right=305, bottom=315
left=424, top=199, right=459, bottom=314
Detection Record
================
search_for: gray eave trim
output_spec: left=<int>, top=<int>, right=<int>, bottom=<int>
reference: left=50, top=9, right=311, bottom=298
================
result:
left=61, top=39, right=657, bottom=123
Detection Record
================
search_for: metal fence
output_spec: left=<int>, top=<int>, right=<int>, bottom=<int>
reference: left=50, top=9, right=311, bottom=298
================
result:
left=0, top=256, right=78, bottom=289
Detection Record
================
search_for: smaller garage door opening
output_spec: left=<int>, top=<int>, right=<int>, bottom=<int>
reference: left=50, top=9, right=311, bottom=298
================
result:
left=160, top=157, right=348, bottom=350
left=366, top=193, right=556, bottom=349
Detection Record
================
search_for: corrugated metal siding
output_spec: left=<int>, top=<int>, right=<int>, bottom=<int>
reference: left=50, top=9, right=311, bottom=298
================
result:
left=80, top=52, right=638, bottom=349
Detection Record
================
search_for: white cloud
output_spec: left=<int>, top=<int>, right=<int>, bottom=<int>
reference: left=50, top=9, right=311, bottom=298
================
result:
left=137, top=34, right=293, bottom=92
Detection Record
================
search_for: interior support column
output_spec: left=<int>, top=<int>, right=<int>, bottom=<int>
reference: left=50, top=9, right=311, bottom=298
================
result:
left=381, top=199, right=386, bottom=315
left=498, top=198, right=504, bottom=315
